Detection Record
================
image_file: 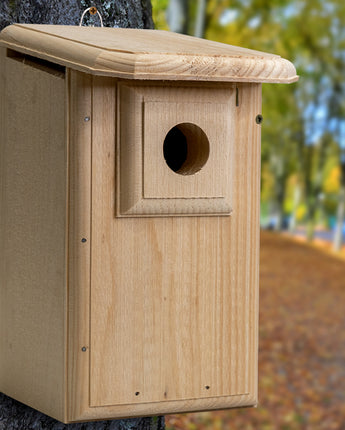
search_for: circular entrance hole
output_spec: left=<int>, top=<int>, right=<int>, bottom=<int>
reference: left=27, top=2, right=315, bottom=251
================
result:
left=163, top=123, right=210, bottom=175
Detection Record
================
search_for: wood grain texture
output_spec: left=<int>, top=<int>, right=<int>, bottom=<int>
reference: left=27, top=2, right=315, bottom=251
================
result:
left=72, top=78, right=262, bottom=420
left=0, top=24, right=299, bottom=83
left=67, top=70, right=92, bottom=422
left=117, top=83, right=234, bottom=216
left=0, top=53, right=261, bottom=421
left=0, top=47, right=67, bottom=421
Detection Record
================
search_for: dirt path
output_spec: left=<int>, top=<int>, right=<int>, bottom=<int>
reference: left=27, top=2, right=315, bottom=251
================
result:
left=166, top=231, right=345, bottom=430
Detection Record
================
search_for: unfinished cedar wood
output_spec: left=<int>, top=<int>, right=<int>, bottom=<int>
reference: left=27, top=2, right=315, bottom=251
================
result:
left=91, top=78, right=260, bottom=407
left=118, top=83, right=235, bottom=216
left=0, top=24, right=297, bottom=423
left=0, top=45, right=67, bottom=421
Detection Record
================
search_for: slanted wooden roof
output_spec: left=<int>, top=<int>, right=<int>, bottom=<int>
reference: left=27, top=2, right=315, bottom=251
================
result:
left=0, top=24, right=298, bottom=83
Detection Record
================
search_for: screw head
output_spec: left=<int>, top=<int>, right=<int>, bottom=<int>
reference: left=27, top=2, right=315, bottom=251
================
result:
left=256, top=114, right=263, bottom=125
left=84, top=116, right=90, bottom=122
left=81, top=238, right=87, bottom=243
left=81, top=346, right=87, bottom=352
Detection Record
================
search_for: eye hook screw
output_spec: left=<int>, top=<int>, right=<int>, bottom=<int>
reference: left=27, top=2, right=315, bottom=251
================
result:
left=79, top=7, right=104, bottom=27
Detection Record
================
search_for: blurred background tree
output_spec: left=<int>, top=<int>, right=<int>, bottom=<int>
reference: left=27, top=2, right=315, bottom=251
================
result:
left=152, top=0, right=345, bottom=251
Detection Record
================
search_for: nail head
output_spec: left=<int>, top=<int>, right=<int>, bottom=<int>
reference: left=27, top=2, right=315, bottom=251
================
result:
left=256, top=114, right=263, bottom=125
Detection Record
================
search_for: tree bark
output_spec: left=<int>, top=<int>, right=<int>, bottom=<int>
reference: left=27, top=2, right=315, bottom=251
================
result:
left=0, top=2, right=163, bottom=429
left=0, top=0, right=153, bottom=29
left=0, top=393, right=165, bottom=430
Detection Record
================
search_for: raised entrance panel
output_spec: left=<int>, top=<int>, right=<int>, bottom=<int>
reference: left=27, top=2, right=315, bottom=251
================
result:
left=117, top=84, right=235, bottom=216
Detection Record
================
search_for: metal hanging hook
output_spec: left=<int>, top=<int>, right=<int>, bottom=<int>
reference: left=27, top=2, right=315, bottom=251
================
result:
left=79, top=7, right=104, bottom=27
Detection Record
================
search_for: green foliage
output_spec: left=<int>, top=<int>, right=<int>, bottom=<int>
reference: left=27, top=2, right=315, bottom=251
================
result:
left=151, top=0, right=169, bottom=29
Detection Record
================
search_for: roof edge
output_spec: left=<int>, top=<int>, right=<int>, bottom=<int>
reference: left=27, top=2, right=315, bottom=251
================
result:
left=0, top=24, right=298, bottom=83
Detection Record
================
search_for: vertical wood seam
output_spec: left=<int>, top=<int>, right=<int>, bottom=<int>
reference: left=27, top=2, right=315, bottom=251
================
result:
left=67, top=71, right=92, bottom=421
left=88, top=75, right=94, bottom=412
left=64, top=68, right=71, bottom=424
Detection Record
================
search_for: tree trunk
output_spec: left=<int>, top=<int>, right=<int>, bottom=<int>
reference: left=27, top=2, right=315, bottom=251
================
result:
left=269, top=150, right=287, bottom=231
left=0, top=393, right=165, bottom=430
left=0, top=0, right=153, bottom=29
left=167, top=0, right=189, bottom=34
left=0, top=2, right=163, bottom=429
left=301, top=138, right=327, bottom=243
left=333, top=160, right=345, bottom=252
left=194, top=0, right=206, bottom=38
left=305, top=194, right=318, bottom=242
left=332, top=186, right=345, bottom=251
left=273, top=172, right=287, bottom=231
left=289, top=184, right=301, bottom=234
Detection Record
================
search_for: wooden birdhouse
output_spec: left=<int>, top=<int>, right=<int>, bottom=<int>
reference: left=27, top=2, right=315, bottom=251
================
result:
left=0, top=24, right=298, bottom=423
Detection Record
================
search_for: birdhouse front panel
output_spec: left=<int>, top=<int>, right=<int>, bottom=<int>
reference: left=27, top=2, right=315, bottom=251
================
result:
left=88, top=77, right=260, bottom=409
left=0, top=25, right=298, bottom=423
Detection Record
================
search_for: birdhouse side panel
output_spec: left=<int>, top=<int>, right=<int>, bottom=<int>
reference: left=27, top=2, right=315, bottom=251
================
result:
left=0, top=47, right=68, bottom=421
